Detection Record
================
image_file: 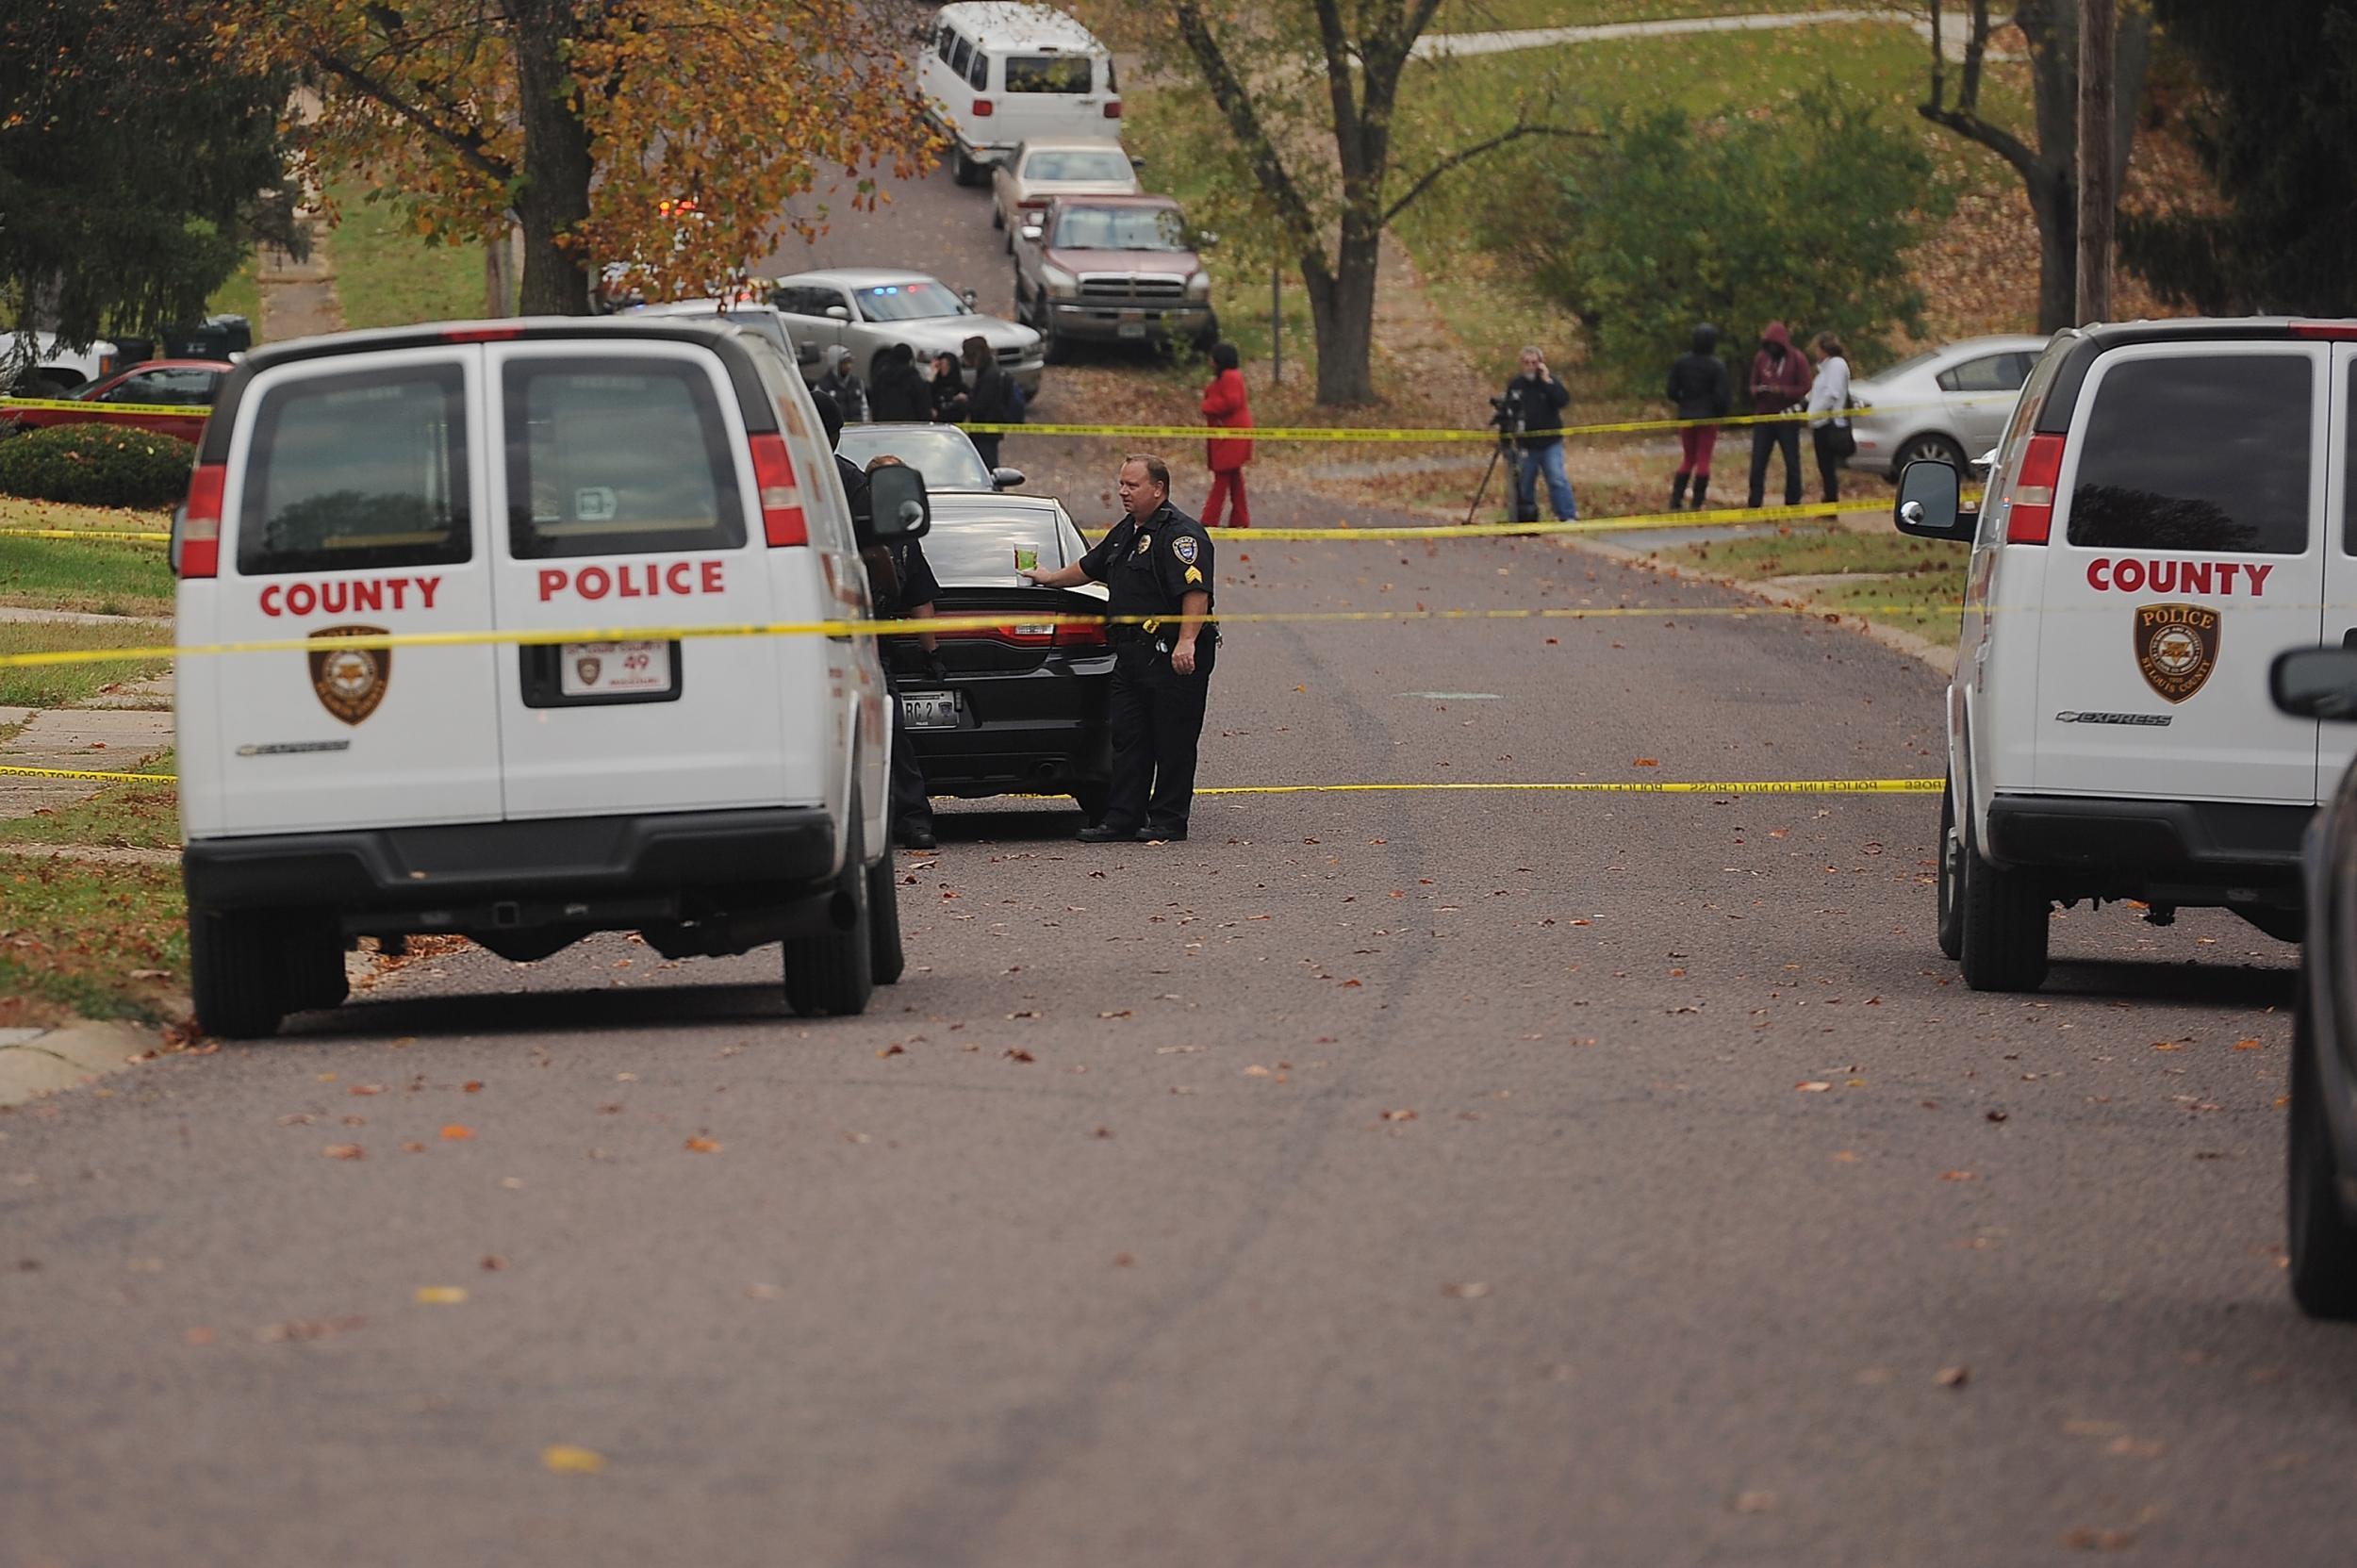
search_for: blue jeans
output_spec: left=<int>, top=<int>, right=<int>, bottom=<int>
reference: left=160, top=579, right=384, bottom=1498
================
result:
left=1514, top=442, right=1575, bottom=520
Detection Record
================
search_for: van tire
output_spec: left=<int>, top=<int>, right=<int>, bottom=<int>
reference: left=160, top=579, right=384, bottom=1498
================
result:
left=869, top=851, right=906, bottom=985
left=1936, top=778, right=1963, bottom=960
left=190, top=908, right=288, bottom=1040
left=951, top=146, right=985, bottom=187
left=783, top=813, right=875, bottom=1016
left=1957, top=808, right=2050, bottom=992
left=2289, top=983, right=2357, bottom=1318
left=283, top=916, right=350, bottom=1015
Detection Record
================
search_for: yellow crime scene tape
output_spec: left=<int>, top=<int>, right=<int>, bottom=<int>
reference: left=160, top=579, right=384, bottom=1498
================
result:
left=0, top=526, right=173, bottom=542
left=0, top=758, right=1937, bottom=795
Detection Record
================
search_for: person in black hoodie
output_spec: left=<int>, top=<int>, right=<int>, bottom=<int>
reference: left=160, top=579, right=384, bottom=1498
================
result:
left=1664, top=322, right=1731, bottom=509
left=929, top=351, right=968, bottom=426
left=866, top=342, right=930, bottom=423
left=959, top=335, right=1012, bottom=469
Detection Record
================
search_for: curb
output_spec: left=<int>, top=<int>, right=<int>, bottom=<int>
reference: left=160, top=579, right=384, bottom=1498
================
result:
left=0, top=1018, right=161, bottom=1110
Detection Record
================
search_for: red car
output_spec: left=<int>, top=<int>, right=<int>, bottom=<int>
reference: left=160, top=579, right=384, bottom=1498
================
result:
left=2, top=358, right=235, bottom=443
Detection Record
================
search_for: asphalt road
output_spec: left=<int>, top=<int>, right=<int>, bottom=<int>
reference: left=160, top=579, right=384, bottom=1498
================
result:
left=8, top=160, right=2357, bottom=1568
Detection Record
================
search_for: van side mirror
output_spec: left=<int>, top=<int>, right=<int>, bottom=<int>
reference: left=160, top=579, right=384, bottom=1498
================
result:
left=868, top=463, right=931, bottom=541
left=1894, top=458, right=1975, bottom=541
left=990, top=466, right=1025, bottom=490
left=2272, top=647, right=2357, bottom=720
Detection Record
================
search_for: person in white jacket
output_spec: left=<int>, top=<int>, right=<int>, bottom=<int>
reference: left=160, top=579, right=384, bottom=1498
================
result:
left=1806, top=331, right=1853, bottom=503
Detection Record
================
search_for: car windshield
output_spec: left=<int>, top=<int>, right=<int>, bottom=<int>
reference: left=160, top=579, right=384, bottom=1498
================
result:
left=854, top=282, right=967, bottom=322
left=1052, top=206, right=1189, bottom=251
left=1024, top=149, right=1130, bottom=184
left=835, top=426, right=994, bottom=490
left=923, top=510, right=1070, bottom=586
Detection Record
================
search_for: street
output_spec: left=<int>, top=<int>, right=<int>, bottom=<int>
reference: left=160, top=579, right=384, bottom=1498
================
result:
left=8, top=159, right=2357, bottom=1568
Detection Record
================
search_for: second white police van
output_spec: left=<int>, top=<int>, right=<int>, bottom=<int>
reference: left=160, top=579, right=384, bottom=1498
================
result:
left=173, top=316, right=931, bottom=1037
left=1900, top=318, right=2357, bottom=991
left=918, top=2, right=1122, bottom=186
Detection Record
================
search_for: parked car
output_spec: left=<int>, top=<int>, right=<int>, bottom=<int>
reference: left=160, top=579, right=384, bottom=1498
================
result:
left=917, top=2, right=1121, bottom=187
left=895, top=489, right=1112, bottom=819
left=769, top=268, right=1043, bottom=394
left=0, top=358, right=232, bottom=442
left=1849, top=334, right=2050, bottom=477
left=173, top=314, right=923, bottom=1035
left=1894, top=316, right=2356, bottom=993
left=1012, top=194, right=1216, bottom=360
left=2269, top=645, right=2357, bottom=1318
left=991, top=138, right=1141, bottom=250
left=835, top=422, right=1024, bottom=491
left=5, top=330, right=122, bottom=396
left=621, top=297, right=801, bottom=368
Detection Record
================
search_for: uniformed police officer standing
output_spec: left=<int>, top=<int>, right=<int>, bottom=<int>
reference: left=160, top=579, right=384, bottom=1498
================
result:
left=1021, top=453, right=1216, bottom=842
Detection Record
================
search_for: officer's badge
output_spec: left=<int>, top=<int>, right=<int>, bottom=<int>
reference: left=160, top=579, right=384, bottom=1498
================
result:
left=1173, top=535, right=1199, bottom=565
left=307, top=625, right=391, bottom=726
left=575, top=655, right=603, bottom=686
left=2133, top=602, right=2220, bottom=703
left=1134, top=533, right=1153, bottom=554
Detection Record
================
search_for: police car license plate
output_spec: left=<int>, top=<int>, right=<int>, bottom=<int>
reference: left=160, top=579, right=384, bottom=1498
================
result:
left=900, top=690, right=958, bottom=730
left=561, top=640, right=671, bottom=697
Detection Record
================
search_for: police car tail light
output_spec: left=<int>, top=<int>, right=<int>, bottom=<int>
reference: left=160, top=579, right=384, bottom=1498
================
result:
left=1053, top=620, right=1108, bottom=648
left=2004, top=433, right=2066, bottom=545
left=175, top=462, right=225, bottom=578
left=747, top=434, right=808, bottom=547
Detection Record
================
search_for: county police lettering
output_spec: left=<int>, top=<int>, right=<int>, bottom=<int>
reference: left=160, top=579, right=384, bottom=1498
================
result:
left=1075, top=459, right=1216, bottom=842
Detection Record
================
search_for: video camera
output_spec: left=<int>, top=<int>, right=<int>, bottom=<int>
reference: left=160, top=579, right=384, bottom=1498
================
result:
left=1488, top=394, right=1524, bottom=437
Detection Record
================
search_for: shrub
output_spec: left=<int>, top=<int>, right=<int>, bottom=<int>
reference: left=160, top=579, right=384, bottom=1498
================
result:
left=1476, top=87, right=1954, bottom=392
left=0, top=421, right=195, bottom=507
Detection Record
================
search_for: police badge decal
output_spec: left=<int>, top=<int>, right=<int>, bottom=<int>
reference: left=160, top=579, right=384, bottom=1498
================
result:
left=575, top=655, right=603, bottom=686
left=307, top=625, right=391, bottom=726
left=2133, top=602, right=2219, bottom=703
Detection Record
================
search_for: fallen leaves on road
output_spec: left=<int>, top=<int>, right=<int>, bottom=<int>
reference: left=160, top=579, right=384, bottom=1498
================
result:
left=321, top=1144, right=364, bottom=1161
left=482, top=1255, right=507, bottom=1271
left=1935, top=1365, right=1970, bottom=1387
left=684, top=1135, right=722, bottom=1153
left=415, top=1286, right=468, bottom=1305
left=1004, top=1048, right=1036, bottom=1064
left=1795, top=1081, right=1832, bottom=1093
left=1441, top=1281, right=1491, bottom=1299
left=347, top=1084, right=384, bottom=1097
left=542, top=1444, right=605, bottom=1475
left=258, top=1315, right=365, bottom=1343
left=1381, top=1108, right=1418, bottom=1122
left=2233, top=1038, right=2265, bottom=1051
left=2061, top=1527, right=2135, bottom=1551
left=1941, top=1170, right=1978, bottom=1182
left=440, top=1125, right=474, bottom=1141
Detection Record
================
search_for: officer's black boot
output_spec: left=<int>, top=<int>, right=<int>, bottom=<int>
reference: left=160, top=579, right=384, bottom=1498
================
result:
left=1670, top=472, right=1689, bottom=510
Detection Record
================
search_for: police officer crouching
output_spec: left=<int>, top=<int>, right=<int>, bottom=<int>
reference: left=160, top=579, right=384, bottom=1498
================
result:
left=1020, top=453, right=1216, bottom=842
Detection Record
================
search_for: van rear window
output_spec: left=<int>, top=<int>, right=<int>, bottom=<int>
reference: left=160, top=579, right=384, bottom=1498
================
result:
left=1006, top=56, right=1092, bottom=93
left=237, top=364, right=471, bottom=576
left=504, top=357, right=745, bottom=559
left=2067, top=355, right=2314, bottom=555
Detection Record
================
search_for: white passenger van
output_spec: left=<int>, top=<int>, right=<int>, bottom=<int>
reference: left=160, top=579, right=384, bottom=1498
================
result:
left=173, top=316, right=932, bottom=1037
left=916, top=2, right=1122, bottom=187
left=1896, top=319, right=2357, bottom=991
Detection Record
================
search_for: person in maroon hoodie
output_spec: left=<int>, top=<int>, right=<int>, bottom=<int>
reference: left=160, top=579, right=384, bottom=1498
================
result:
left=1199, top=341, right=1255, bottom=528
left=1744, top=321, right=1815, bottom=509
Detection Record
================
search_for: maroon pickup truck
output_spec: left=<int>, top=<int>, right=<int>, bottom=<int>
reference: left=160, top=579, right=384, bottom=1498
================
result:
left=1011, top=193, right=1217, bottom=360
left=1, top=358, right=233, bottom=443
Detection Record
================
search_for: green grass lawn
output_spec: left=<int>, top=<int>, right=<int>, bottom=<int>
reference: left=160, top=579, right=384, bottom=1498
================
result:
left=0, top=856, right=186, bottom=1024
left=329, top=180, right=488, bottom=330
left=0, top=620, right=172, bottom=708
left=0, top=533, right=173, bottom=618
left=0, top=754, right=179, bottom=851
left=1433, top=0, right=1849, bottom=31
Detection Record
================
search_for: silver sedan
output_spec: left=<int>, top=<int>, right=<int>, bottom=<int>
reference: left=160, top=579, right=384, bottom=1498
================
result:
left=768, top=268, right=1045, bottom=396
left=990, top=139, right=1142, bottom=252
left=1847, top=333, right=2051, bottom=478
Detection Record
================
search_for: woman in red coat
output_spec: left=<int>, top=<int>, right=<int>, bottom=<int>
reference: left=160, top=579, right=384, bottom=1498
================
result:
left=1200, top=340, right=1254, bottom=528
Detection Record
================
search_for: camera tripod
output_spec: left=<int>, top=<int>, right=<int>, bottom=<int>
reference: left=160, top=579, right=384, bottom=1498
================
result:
left=1464, top=427, right=1539, bottom=527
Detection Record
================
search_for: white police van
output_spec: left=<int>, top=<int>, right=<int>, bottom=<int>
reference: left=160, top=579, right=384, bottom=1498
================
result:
left=173, top=316, right=930, bottom=1037
left=1898, top=318, right=2357, bottom=991
left=917, top=2, right=1122, bottom=186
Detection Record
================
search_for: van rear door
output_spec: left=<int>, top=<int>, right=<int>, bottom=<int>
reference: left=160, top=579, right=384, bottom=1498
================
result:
left=191, top=346, right=502, bottom=834
left=2034, top=341, right=2328, bottom=801
left=485, top=341, right=786, bottom=819
left=999, top=50, right=1114, bottom=142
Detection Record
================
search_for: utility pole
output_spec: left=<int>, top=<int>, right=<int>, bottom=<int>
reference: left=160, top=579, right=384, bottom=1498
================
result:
left=2076, top=0, right=2116, bottom=324
left=1270, top=264, right=1282, bottom=387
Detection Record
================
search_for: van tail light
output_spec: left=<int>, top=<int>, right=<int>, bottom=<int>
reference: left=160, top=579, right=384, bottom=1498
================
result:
left=1103, top=99, right=1122, bottom=118
left=2005, top=433, right=2067, bottom=545
left=972, top=97, right=994, bottom=117
left=748, top=433, right=808, bottom=546
left=175, top=461, right=225, bottom=578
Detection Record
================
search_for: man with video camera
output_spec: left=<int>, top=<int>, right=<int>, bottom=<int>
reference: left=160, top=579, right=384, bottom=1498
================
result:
left=1495, top=345, right=1575, bottom=523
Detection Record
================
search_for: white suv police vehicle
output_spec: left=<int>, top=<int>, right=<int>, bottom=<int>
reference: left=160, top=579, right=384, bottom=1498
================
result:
left=1898, top=318, right=2357, bottom=992
left=173, top=316, right=928, bottom=1037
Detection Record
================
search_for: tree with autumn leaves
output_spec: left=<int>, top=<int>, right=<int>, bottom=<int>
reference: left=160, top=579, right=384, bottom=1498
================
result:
left=198, top=0, right=935, bottom=316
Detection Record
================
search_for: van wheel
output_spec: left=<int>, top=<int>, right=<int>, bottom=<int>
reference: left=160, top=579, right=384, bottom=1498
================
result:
left=783, top=813, right=875, bottom=1017
left=1957, top=807, right=2050, bottom=992
left=2290, top=983, right=2357, bottom=1317
left=951, top=147, right=985, bottom=187
left=282, top=916, right=350, bottom=1015
left=1936, top=778, right=1963, bottom=960
left=190, top=908, right=288, bottom=1040
left=869, top=851, right=906, bottom=985
left=992, top=203, right=1005, bottom=231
